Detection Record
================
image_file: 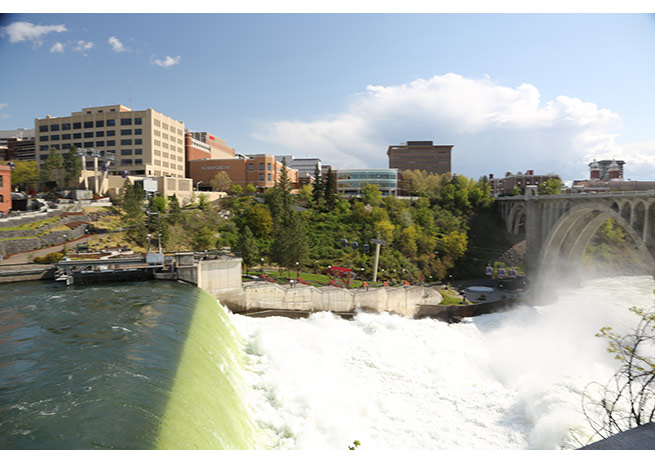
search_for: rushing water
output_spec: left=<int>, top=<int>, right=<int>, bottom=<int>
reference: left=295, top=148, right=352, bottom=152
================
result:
left=231, top=275, right=655, bottom=450
left=0, top=276, right=652, bottom=449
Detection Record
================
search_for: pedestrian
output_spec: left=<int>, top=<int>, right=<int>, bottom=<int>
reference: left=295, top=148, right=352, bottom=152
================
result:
left=363, top=281, right=368, bottom=291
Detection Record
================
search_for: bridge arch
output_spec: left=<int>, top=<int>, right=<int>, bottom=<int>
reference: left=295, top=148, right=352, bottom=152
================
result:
left=506, top=203, right=527, bottom=235
left=539, top=201, right=655, bottom=278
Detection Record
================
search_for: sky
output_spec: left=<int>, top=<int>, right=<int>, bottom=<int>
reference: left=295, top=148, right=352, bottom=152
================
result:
left=1, top=10, right=655, bottom=182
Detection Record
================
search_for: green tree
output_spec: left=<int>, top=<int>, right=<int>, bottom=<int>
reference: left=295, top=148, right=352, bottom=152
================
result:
left=231, top=184, right=243, bottom=196
left=167, top=194, right=182, bottom=225
left=63, top=145, right=82, bottom=188
left=582, top=305, right=655, bottom=442
left=324, top=166, right=336, bottom=210
left=211, top=171, right=232, bottom=192
left=238, top=225, right=259, bottom=271
left=245, top=184, right=256, bottom=195
left=192, top=225, right=217, bottom=251
left=271, top=212, right=309, bottom=269
left=362, top=184, right=383, bottom=207
left=312, top=163, right=324, bottom=205
left=538, top=177, right=564, bottom=195
left=197, top=193, right=208, bottom=210
left=9, top=160, right=40, bottom=191
left=40, top=147, right=65, bottom=189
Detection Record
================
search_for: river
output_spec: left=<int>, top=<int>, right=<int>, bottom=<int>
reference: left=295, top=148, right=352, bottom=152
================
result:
left=0, top=275, right=652, bottom=449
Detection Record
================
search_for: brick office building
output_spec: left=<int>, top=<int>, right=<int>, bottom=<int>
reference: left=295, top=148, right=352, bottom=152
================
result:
left=387, top=140, right=452, bottom=174
left=188, top=154, right=299, bottom=192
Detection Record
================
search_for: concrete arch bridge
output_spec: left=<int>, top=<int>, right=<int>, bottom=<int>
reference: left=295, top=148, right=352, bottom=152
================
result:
left=496, top=191, right=655, bottom=280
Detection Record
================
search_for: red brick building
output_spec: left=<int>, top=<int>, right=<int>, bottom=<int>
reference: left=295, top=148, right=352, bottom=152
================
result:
left=0, top=165, right=12, bottom=214
left=188, top=154, right=299, bottom=192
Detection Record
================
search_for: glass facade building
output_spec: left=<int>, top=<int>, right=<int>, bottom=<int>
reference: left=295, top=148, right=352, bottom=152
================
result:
left=336, top=169, right=398, bottom=197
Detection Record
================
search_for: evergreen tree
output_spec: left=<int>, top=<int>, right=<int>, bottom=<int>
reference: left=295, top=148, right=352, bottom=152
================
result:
left=271, top=211, right=309, bottom=269
left=238, top=225, right=259, bottom=271
left=324, top=166, right=336, bottom=210
left=168, top=194, right=182, bottom=225
left=312, top=163, right=323, bottom=205
left=63, top=145, right=82, bottom=188
left=40, top=147, right=65, bottom=189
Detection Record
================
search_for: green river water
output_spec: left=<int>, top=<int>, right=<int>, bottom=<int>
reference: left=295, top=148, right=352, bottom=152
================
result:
left=0, top=280, right=257, bottom=449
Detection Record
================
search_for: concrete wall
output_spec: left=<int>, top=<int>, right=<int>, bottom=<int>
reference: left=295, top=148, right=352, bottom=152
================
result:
left=217, top=282, right=441, bottom=318
left=196, top=258, right=242, bottom=295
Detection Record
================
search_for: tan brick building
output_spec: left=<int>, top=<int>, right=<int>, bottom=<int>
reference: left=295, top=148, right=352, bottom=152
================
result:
left=188, top=154, right=298, bottom=192
left=387, top=140, right=452, bottom=174
left=34, top=104, right=186, bottom=178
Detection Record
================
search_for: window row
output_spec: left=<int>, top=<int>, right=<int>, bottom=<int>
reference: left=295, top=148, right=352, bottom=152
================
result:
left=38, top=117, right=143, bottom=132
left=39, top=143, right=143, bottom=153
left=248, top=162, right=274, bottom=171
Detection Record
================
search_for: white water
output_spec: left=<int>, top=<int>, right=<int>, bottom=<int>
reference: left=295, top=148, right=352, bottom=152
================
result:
left=230, top=276, right=654, bottom=450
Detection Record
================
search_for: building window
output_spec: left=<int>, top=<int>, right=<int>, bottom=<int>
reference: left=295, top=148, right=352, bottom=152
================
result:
left=249, top=163, right=253, bottom=171
left=73, top=122, right=81, bottom=129
left=62, top=134, right=71, bottom=140
left=121, top=139, right=132, bottom=146
left=135, top=149, right=142, bottom=155
left=62, top=143, right=71, bottom=150
left=267, top=163, right=271, bottom=170
left=84, top=132, right=93, bottom=138
left=134, top=128, right=142, bottom=135
left=135, top=117, right=142, bottom=125
left=96, top=120, right=104, bottom=128
left=51, top=134, right=60, bottom=141
left=107, top=140, right=115, bottom=146
left=40, top=135, right=49, bottom=141
left=106, top=130, right=115, bottom=137
left=84, top=142, right=93, bottom=148
left=259, top=174, right=264, bottom=181
left=51, top=144, right=59, bottom=150
left=106, top=119, right=115, bottom=126
left=121, top=149, right=133, bottom=156
left=120, top=159, right=133, bottom=165
left=134, top=139, right=142, bottom=145
left=50, top=124, right=59, bottom=131
left=84, top=121, right=93, bottom=128
left=96, top=141, right=104, bottom=147
left=40, top=154, right=48, bottom=160
left=267, top=173, right=272, bottom=181
left=121, top=118, right=132, bottom=125
left=121, top=129, right=132, bottom=136
left=73, top=133, right=81, bottom=139
left=259, top=163, right=264, bottom=170
left=39, top=125, right=48, bottom=132
left=40, top=145, right=48, bottom=151
left=134, top=159, right=142, bottom=165
left=62, top=123, right=71, bottom=130
left=95, top=131, right=104, bottom=137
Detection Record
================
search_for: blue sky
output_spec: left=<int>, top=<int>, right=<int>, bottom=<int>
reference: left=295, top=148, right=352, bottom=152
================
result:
left=1, top=12, right=655, bottom=181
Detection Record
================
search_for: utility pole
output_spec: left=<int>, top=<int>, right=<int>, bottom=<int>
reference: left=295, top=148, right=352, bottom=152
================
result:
left=371, top=232, right=386, bottom=282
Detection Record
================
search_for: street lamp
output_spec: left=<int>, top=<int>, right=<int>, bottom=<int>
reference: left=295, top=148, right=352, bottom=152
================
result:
left=147, top=233, right=152, bottom=253
left=296, top=261, right=299, bottom=278
left=196, top=181, right=203, bottom=191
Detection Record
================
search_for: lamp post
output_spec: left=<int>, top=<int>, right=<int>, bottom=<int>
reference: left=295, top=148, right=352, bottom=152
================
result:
left=147, top=233, right=151, bottom=253
left=196, top=181, right=203, bottom=192
left=371, top=232, right=386, bottom=282
left=296, top=261, right=299, bottom=278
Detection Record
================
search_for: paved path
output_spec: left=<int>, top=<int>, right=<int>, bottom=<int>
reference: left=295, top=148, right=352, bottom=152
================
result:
left=1, top=234, right=107, bottom=265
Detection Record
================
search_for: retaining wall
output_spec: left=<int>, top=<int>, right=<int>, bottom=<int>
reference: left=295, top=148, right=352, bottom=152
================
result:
left=216, top=282, right=441, bottom=318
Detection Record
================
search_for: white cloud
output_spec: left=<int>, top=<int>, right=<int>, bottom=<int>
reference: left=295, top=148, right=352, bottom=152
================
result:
left=254, top=73, right=655, bottom=180
left=0, top=103, right=9, bottom=119
left=50, top=41, right=64, bottom=53
left=73, top=40, right=94, bottom=55
left=151, top=55, right=182, bottom=68
left=0, top=21, right=66, bottom=46
left=108, top=36, right=126, bottom=53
